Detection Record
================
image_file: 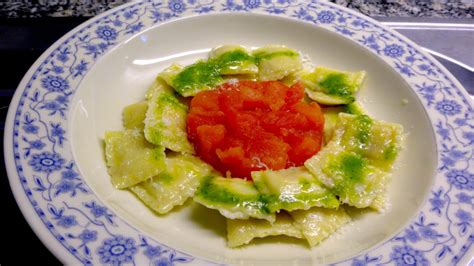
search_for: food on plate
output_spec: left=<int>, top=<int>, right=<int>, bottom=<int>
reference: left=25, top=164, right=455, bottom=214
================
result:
left=144, top=79, right=194, bottom=153
left=290, top=207, right=351, bottom=247
left=301, top=67, right=365, bottom=105
left=129, top=153, right=214, bottom=214
left=186, top=80, right=324, bottom=178
left=103, top=45, right=403, bottom=248
left=194, top=176, right=275, bottom=222
left=227, top=212, right=302, bottom=248
left=104, top=129, right=165, bottom=189
left=252, top=167, right=339, bottom=212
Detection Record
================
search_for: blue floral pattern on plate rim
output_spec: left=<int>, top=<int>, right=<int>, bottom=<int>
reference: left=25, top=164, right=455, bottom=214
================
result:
left=4, top=0, right=473, bottom=265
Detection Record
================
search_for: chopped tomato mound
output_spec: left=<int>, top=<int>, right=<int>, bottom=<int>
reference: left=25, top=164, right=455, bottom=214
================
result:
left=187, top=80, right=324, bottom=179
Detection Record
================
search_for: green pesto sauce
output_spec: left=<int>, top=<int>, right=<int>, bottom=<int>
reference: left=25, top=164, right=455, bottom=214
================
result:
left=172, top=61, right=222, bottom=96
left=172, top=50, right=254, bottom=96
left=344, top=102, right=365, bottom=115
left=157, top=172, right=173, bottom=184
left=157, top=93, right=187, bottom=110
left=151, top=147, right=165, bottom=161
left=257, top=194, right=275, bottom=214
left=213, top=50, right=255, bottom=68
left=299, top=179, right=312, bottom=190
left=198, top=178, right=240, bottom=204
left=319, top=73, right=354, bottom=100
left=292, top=191, right=339, bottom=207
left=329, top=153, right=367, bottom=195
left=253, top=50, right=299, bottom=62
left=197, top=177, right=269, bottom=213
left=263, top=180, right=339, bottom=210
left=171, top=49, right=298, bottom=96
left=383, top=144, right=398, bottom=161
left=354, top=115, right=373, bottom=149
left=340, top=153, right=366, bottom=182
left=148, top=130, right=164, bottom=145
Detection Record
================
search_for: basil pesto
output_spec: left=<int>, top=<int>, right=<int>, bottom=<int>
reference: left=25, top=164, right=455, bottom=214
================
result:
left=163, top=45, right=301, bottom=96
left=194, top=176, right=275, bottom=222
left=172, top=61, right=223, bottom=96
left=318, top=73, right=354, bottom=101
left=301, top=67, right=365, bottom=105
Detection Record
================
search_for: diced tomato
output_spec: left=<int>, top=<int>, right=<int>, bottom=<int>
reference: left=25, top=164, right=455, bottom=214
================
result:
left=248, top=134, right=290, bottom=170
left=216, top=146, right=257, bottom=178
left=187, top=80, right=324, bottom=179
left=284, top=82, right=305, bottom=108
left=261, top=81, right=288, bottom=111
left=292, top=101, right=324, bottom=130
left=288, top=134, right=322, bottom=166
left=190, top=90, right=220, bottom=111
left=216, top=146, right=245, bottom=165
left=196, top=124, right=226, bottom=152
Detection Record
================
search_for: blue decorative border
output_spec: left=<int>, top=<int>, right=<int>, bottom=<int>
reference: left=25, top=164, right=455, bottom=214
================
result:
left=6, top=0, right=473, bottom=265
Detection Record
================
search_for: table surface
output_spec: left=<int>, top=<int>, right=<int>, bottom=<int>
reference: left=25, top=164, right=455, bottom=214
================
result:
left=0, top=0, right=472, bottom=18
left=1, top=14, right=473, bottom=265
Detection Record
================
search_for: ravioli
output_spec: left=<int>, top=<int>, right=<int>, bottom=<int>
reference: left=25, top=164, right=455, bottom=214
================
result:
left=290, top=207, right=351, bottom=247
left=157, top=64, right=184, bottom=92
left=226, top=212, right=302, bottom=248
left=370, top=183, right=389, bottom=211
left=305, top=113, right=401, bottom=209
left=253, top=45, right=303, bottom=81
left=305, top=142, right=387, bottom=208
left=333, top=113, right=403, bottom=171
left=123, top=101, right=148, bottom=130
left=322, top=106, right=344, bottom=144
left=322, top=103, right=366, bottom=144
left=159, top=46, right=258, bottom=97
left=252, top=167, right=339, bottom=212
left=145, top=77, right=175, bottom=100
left=144, top=88, right=194, bottom=154
left=302, top=67, right=365, bottom=105
left=104, top=129, right=165, bottom=189
left=194, top=176, right=275, bottom=222
left=209, top=45, right=258, bottom=75
left=103, top=44, right=403, bottom=249
left=130, top=154, right=214, bottom=214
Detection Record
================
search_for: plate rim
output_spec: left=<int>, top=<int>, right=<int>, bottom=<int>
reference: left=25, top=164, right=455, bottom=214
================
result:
left=3, top=1, right=144, bottom=264
left=4, top=0, right=473, bottom=265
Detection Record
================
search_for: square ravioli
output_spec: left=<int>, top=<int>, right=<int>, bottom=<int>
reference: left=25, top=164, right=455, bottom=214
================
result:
left=226, top=212, right=302, bottom=248
left=290, top=207, right=351, bottom=247
left=144, top=88, right=194, bottom=154
left=305, top=142, right=387, bottom=208
left=194, top=176, right=275, bottom=222
left=130, top=154, right=214, bottom=214
left=104, top=129, right=165, bottom=189
left=252, top=167, right=339, bottom=212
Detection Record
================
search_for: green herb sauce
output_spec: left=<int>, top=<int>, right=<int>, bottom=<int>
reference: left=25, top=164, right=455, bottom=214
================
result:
left=318, top=73, right=354, bottom=101
left=354, top=115, right=373, bottom=150
left=253, top=50, right=299, bottom=63
left=172, top=48, right=298, bottom=96
left=197, top=177, right=269, bottom=213
left=328, top=152, right=367, bottom=196
left=172, top=61, right=223, bottom=96
left=383, top=144, right=398, bottom=161
left=157, top=172, right=173, bottom=184
left=214, top=50, right=255, bottom=69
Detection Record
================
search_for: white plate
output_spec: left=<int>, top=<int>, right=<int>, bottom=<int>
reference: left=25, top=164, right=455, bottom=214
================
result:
left=5, top=1, right=473, bottom=265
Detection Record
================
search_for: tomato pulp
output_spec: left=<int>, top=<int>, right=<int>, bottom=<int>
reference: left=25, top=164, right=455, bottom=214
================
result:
left=187, top=80, right=324, bottom=179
